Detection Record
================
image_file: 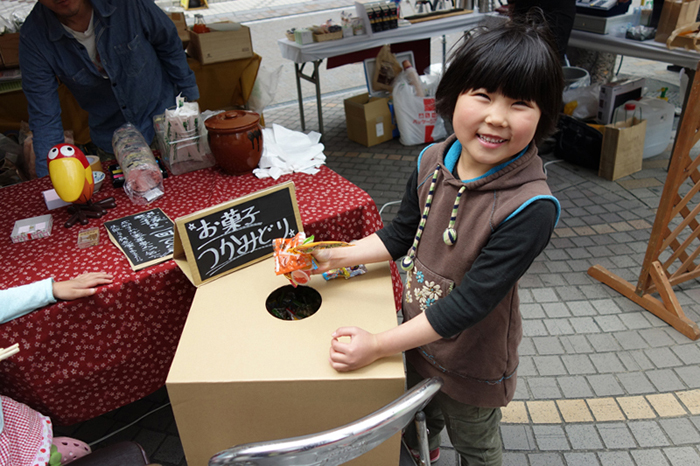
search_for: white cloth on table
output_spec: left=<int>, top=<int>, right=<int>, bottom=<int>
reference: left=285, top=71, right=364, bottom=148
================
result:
left=253, top=124, right=326, bottom=180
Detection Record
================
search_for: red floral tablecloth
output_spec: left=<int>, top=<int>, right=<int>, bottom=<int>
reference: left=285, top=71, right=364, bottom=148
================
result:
left=0, top=165, right=402, bottom=425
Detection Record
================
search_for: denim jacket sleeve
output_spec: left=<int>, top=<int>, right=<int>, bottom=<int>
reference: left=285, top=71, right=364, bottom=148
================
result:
left=19, top=32, right=65, bottom=179
left=137, top=0, right=199, bottom=101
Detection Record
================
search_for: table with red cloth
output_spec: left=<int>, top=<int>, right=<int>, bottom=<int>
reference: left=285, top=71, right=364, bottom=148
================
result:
left=0, top=165, right=402, bottom=425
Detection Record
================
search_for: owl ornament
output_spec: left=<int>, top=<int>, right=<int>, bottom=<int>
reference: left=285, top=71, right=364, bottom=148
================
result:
left=47, top=144, right=116, bottom=228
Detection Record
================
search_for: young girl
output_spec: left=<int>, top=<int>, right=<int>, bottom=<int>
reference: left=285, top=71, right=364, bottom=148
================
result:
left=313, top=17, right=563, bottom=465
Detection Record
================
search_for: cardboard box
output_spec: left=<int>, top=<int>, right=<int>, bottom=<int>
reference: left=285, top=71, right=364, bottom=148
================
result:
left=599, top=117, right=647, bottom=181
left=597, top=77, right=645, bottom=124
left=166, top=259, right=405, bottom=466
left=187, top=25, right=253, bottom=64
left=11, top=214, right=53, bottom=243
left=344, top=93, right=396, bottom=147
left=655, top=0, right=700, bottom=43
left=0, top=32, right=19, bottom=69
left=168, top=12, right=190, bottom=47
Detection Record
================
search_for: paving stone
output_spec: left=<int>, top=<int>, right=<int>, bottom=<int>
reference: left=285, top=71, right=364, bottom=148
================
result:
left=522, top=303, right=547, bottom=319
left=533, top=336, right=565, bottom=355
left=586, top=333, right=622, bottom=352
left=594, top=315, right=627, bottom=332
left=630, top=449, right=670, bottom=466
left=564, top=453, right=601, bottom=466
left=520, top=337, right=536, bottom=356
left=589, top=353, right=626, bottom=373
left=677, top=389, right=700, bottom=415
left=597, top=451, right=635, bottom=466
left=533, top=356, right=567, bottom=376
left=528, top=453, right=566, bottom=466
left=502, top=452, right=529, bottom=466
left=597, top=422, right=637, bottom=449
left=659, top=417, right=700, bottom=445
left=532, top=425, right=570, bottom=451
left=588, top=398, right=625, bottom=422
left=587, top=374, right=625, bottom=396
left=518, top=356, right=538, bottom=376
left=532, top=288, right=559, bottom=303
left=590, top=298, right=623, bottom=315
left=639, top=328, right=677, bottom=347
left=617, top=372, right=656, bottom=395
left=565, top=424, right=603, bottom=449
left=647, top=393, right=688, bottom=417
left=569, top=317, right=601, bottom=334
left=152, top=435, right=186, bottom=465
left=645, top=347, right=684, bottom=368
left=663, top=447, right=700, bottom=466
left=628, top=420, right=671, bottom=447
left=523, top=320, right=549, bottom=337
left=647, top=369, right=686, bottom=392
left=672, top=344, right=700, bottom=365
left=542, top=302, right=572, bottom=318
left=562, top=355, right=596, bottom=375
left=502, top=401, right=529, bottom=424
left=613, top=330, right=649, bottom=350
left=567, top=300, right=598, bottom=317
left=501, top=425, right=536, bottom=450
left=528, top=378, right=563, bottom=400
left=543, top=319, right=575, bottom=336
left=675, top=365, right=700, bottom=389
left=560, top=335, right=594, bottom=354
left=558, top=376, right=594, bottom=399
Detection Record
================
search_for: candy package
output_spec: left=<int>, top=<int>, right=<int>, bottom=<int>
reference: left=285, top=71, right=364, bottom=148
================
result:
left=112, top=123, right=163, bottom=205
left=273, top=232, right=352, bottom=287
left=322, top=264, right=367, bottom=281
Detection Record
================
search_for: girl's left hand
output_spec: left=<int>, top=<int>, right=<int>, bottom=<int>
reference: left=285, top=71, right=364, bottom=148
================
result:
left=329, top=326, right=381, bottom=372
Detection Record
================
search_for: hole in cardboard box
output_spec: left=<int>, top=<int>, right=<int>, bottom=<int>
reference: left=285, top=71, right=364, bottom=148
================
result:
left=265, top=285, right=321, bottom=321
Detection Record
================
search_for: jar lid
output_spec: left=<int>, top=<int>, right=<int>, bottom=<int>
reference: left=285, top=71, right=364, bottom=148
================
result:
left=205, top=110, right=260, bottom=133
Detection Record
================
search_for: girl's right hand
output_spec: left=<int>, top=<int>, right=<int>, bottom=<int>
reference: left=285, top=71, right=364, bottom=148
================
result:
left=310, top=248, right=334, bottom=274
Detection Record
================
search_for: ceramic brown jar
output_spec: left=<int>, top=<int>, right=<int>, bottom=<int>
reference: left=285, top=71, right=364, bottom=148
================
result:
left=204, top=110, right=263, bottom=175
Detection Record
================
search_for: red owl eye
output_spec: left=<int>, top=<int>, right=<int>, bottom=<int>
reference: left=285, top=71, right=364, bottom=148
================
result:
left=48, top=147, right=59, bottom=160
left=60, top=146, right=76, bottom=157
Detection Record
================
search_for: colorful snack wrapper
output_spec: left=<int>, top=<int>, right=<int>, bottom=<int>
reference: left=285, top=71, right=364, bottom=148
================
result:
left=273, top=233, right=353, bottom=287
left=322, top=264, right=368, bottom=281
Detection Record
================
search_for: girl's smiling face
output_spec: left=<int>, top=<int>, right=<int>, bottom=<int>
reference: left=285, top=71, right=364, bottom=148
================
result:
left=453, top=88, right=541, bottom=179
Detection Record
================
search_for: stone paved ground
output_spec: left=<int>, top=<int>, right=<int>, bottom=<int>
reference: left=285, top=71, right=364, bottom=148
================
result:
left=51, top=2, right=700, bottom=466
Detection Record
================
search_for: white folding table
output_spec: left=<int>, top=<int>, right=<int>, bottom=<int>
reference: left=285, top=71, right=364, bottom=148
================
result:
left=277, top=12, right=486, bottom=134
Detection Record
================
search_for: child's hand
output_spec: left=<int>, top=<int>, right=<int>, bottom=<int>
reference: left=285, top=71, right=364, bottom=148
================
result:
left=53, top=272, right=113, bottom=301
left=310, top=248, right=334, bottom=274
left=329, top=326, right=381, bottom=371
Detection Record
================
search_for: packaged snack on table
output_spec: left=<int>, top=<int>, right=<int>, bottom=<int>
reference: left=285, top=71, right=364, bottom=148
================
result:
left=112, top=123, right=164, bottom=205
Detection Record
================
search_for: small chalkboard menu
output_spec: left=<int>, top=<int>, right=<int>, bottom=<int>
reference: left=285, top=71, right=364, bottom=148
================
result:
left=103, top=208, right=174, bottom=271
left=173, top=181, right=302, bottom=287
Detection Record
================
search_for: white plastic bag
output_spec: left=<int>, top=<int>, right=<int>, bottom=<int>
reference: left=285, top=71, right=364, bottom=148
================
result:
left=392, top=71, right=447, bottom=146
left=247, top=65, right=283, bottom=115
left=562, top=84, right=600, bottom=120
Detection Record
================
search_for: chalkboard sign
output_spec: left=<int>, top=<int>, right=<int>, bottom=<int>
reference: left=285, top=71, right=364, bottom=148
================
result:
left=103, top=208, right=174, bottom=271
left=173, top=181, right=302, bottom=286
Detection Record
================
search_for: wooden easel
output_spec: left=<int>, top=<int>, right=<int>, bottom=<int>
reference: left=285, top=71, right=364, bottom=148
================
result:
left=588, top=61, right=700, bottom=341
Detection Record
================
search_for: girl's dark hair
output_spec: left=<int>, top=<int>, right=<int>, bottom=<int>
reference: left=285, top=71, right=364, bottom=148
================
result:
left=435, top=14, right=563, bottom=145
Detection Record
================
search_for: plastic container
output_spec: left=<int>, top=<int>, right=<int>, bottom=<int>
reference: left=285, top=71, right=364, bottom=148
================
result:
left=562, top=67, right=590, bottom=91
left=622, top=97, right=674, bottom=158
left=612, top=102, right=641, bottom=125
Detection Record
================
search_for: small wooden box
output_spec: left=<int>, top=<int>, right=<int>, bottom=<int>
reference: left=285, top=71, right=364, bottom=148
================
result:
left=187, top=25, right=253, bottom=64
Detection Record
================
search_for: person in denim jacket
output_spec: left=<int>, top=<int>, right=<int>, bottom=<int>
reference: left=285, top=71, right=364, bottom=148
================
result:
left=19, top=0, right=199, bottom=178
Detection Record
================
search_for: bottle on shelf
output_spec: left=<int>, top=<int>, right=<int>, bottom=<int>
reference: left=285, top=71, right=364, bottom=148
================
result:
left=402, top=60, right=424, bottom=97
left=193, top=14, right=210, bottom=34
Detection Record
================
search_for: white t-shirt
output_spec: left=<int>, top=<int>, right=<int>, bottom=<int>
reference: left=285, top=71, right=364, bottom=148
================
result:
left=62, top=12, right=105, bottom=75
